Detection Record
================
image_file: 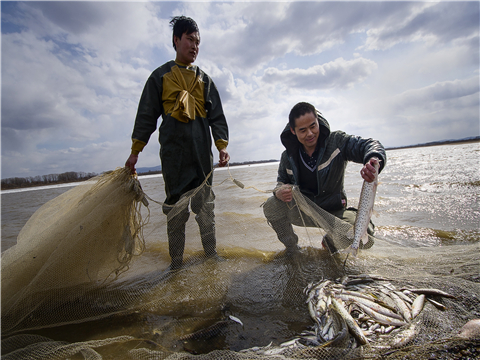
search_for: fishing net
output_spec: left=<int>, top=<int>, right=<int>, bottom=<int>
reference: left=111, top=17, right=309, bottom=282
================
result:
left=1, top=166, right=479, bottom=360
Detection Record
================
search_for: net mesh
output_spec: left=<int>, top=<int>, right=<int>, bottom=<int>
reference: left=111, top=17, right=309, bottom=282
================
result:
left=1, top=167, right=479, bottom=360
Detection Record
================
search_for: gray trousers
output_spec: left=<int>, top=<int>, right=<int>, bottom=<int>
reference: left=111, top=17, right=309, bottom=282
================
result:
left=263, top=195, right=374, bottom=248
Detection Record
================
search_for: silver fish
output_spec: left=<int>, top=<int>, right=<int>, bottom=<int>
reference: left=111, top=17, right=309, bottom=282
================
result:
left=355, top=302, right=407, bottom=327
left=337, top=293, right=404, bottom=321
left=391, top=323, right=416, bottom=348
left=411, top=294, right=425, bottom=319
left=342, top=159, right=380, bottom=257
left=394, top=290, right=414, bottom=305
left=402, top=288, right=456, bottom=299
left=389, top=291, right=412, bottom=322
left=330, top=297, right=369, bottom=345
left=426, top=297, right=447, bottom=311
left=337, top=289, right=377, bottom=302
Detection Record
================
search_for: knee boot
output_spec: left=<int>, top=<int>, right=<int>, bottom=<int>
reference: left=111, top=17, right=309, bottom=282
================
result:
left=195, top=211, right=217, bottom=257
left=167, top=209, right=190, bottom=269
left=268, top=219, right=299, bottom=254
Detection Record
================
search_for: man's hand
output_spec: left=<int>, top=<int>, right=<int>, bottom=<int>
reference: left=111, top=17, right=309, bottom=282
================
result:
left=125, top=154, right=138, bottom=174
left=275, top=184, right=293, bottom=203
left=360, top=157, right=380, bottom=182
left=218, top=148, right=230, bottom=167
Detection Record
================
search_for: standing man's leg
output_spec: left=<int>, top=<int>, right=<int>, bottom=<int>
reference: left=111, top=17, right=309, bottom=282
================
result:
left=192, top=186, right=218, bottom=258
left=163, top=203, right=190, bottom=269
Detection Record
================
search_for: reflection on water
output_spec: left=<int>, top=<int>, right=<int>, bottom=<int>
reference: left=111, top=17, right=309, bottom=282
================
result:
left=369, top=143, right=480, bottom=233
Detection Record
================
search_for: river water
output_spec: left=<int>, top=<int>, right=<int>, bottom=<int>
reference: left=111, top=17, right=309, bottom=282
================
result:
left=3, top=142, right=479, bottom=250
left=1, top=142, right=479, bottom=357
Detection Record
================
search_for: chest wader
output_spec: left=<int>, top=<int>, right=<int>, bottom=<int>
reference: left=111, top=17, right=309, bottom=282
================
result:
left=163, top=187, right=217, bottom=270
left=163, top=205, right=189, bottom=270
left=192, top=187, right=217, bottom=259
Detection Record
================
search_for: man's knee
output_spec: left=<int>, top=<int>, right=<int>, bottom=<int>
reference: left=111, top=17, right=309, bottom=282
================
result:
left=263, top=195, right=289, bottom=221
left=341, top=208, right=375, bottom=235
left=163, top=203, right=190, bottom=231
left=339, top=208, right=375, bottom=248
left=191, top=187, right=215, bottom=215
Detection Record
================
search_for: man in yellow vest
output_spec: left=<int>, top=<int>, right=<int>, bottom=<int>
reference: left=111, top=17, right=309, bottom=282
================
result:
left=125, top=16, right=230, bottom=270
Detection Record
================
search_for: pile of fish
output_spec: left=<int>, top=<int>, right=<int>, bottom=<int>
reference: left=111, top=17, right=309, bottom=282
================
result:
left=302, top=274, right=456, bottom=349
left=240, top=274, right=456, bottom=357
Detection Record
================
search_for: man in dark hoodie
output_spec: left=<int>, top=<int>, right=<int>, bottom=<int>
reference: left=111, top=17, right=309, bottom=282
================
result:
left=263, top=102, right=386, bottom=255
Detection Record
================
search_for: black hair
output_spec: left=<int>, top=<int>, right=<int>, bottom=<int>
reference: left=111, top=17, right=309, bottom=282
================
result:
left=170, top=16, right=199, bottom=50
left=288, top=102, right=317, bottom=129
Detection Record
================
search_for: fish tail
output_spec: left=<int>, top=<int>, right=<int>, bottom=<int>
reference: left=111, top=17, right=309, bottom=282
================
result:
left=341, top=245, right=358, bottom=257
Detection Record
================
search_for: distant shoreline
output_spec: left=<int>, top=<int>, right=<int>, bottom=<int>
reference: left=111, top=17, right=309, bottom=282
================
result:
left=385, top=137, right=479, bottom=151
left=2, top=138, right=478, bottom=190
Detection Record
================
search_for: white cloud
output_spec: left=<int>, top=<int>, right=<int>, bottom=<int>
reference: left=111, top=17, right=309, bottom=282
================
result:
left=362, top=2, right=479, bottom=50
left=392, top=76, right=479, bottom=110
left=261, top=57, right=378, bottom=90
left=1, top=1, right=479, bottom=179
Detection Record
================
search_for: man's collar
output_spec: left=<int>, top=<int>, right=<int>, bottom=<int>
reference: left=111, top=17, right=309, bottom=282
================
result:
left=174, top=60, right=196, bottom=70
left=300, top=142, right=320, bottom=159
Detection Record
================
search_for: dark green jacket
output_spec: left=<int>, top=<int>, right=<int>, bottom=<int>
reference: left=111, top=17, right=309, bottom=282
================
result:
left=277, top=112, right=386, bottom=211
left=131, top=61, right=229, bottom=205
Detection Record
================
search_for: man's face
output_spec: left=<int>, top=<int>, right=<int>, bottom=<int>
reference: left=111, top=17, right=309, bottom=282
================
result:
left=174, top=31, right=200, bottom=65
left=290, top=111, right=320, bottom=154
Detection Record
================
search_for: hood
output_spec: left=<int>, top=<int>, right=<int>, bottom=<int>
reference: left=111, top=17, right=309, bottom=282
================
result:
left=280, top=111, right=331, bottom=155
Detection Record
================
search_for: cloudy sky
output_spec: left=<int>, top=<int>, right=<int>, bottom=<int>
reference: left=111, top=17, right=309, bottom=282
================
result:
left=2, top=1, right=479, bottom=179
